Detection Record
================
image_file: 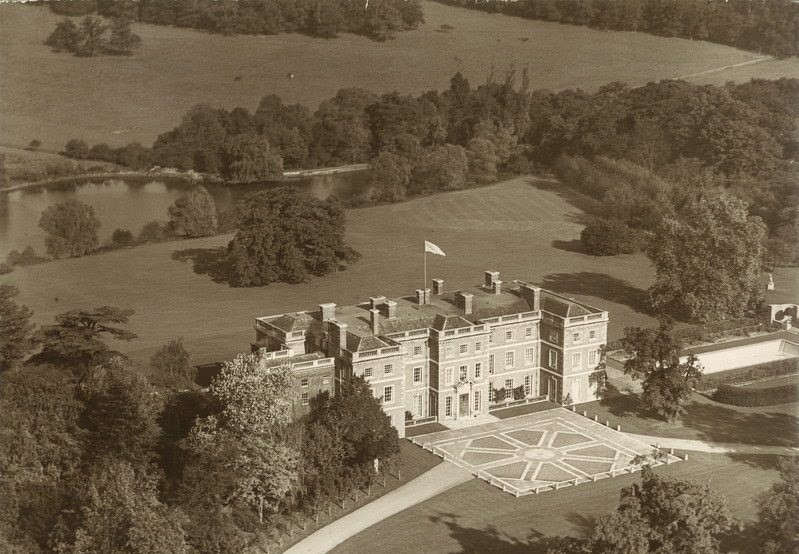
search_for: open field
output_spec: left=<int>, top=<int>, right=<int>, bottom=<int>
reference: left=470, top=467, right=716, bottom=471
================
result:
left=2, top=2, right=795, bottom=150
left=330, top=451, right=784, bottom=554
left=1, top=176, right=661, bottom=366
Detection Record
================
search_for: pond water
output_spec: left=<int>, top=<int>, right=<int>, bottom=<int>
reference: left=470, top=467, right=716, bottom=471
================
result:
left=0, top=171, right=369, bottom=258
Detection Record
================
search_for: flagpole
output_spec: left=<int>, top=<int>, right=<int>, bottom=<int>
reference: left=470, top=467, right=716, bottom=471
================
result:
left=424, top=243, right=427, bottom=291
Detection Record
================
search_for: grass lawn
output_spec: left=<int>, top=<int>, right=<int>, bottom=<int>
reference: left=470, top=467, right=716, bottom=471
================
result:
left=2, top=2, right=794, bottom=150
left=330, top=451, right=784, bottom=554
left=1, top=176, right=662, bottom=367
left=577, top=391, right=799, bottom=447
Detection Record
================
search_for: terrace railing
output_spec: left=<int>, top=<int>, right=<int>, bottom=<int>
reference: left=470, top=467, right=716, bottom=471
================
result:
left=488, top=395, right=548, bottom=412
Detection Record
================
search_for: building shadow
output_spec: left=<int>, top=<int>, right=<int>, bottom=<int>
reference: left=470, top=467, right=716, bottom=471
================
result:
left=551, top=239, right=586, bottom=254
left=428, top=512, right=555, bottom=554
left=564, top=513, right=597, bottom=538
left=540, top=272, right=651, bottom=315
left=527, top=177, right=602, bottom=220
left=171, top=246, right=233, bottom=284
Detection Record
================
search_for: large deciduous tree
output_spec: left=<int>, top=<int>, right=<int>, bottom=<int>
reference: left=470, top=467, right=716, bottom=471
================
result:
left=222, top=134, right=283, bottom=182
left=308, top=376, right=399, bottom=483
left=39, top=200, right=101, bottom=259
left=0, top=284, right=36, bottom=371
left=647, top=192, right=766, bottom=322
left=755, top=456, right=799, bottom=554
left=183, top=354, right=298, bottom=524
left=548, top=466, right=737, bottom=554
left=50, top=460, right=187, bottom=554
left=366, top=150, right=411, bottom=202
left=226, top=187, right=358, bottom=286
left=620, top=321, right=703, bottom=422
left=30, top=306, right=136, bottom=370
left=167, top=185, right=218, bottom=237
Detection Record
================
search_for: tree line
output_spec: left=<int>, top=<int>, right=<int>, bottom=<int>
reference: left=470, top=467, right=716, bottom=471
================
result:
left=48, top=0, right=425, bottom=42
left=0, top=286, right=398, bottom=553
left=436, top=0, right=799, bottom=58
left=46, top=15, right=141, bottom=56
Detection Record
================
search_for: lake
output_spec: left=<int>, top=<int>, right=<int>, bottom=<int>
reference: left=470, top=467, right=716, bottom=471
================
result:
left=0, top=171, right=370, bottom=259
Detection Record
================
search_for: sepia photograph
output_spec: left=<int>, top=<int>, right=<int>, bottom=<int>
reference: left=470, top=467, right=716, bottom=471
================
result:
left=0, top=0, right=797, bottom=553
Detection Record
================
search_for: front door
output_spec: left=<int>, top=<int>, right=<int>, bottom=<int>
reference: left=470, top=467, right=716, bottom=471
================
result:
left=548, top=376, right=559, bottom=402
left=459, top=393, right=469, bottom=418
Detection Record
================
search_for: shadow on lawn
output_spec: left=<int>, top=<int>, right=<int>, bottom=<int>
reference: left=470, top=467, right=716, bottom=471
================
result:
left=540, top=272, right=651, bottom=315
left=171, top=246, right=233, bottom=284
left=429, top=512, right=552, bottom=554
left=551, top=239, right=586, bottom=254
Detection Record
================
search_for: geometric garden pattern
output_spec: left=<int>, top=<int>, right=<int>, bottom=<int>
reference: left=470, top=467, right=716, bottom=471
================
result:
left=412, top=408, right=681, bottom=497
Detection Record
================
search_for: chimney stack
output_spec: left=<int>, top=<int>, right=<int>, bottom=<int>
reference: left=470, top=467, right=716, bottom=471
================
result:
left=492, top=280, right=502, bottom=295
left=520, top=284, right=542, bottom=311
left=369, top=295, right=386, bottom=309
left=319, top=302, right=336, bottom=322
left=327, top=321, right=348, bottom=356
left=415, top=289, right=426, bottom=306
left=432, top=278, right=444, bottom=295
left=484, top=270, right=500, bottom=288
left=383, top=300, right=397, bottom=319
left=456, top=291, right=474, bottom=315
left=369, top=308, right=380, bottom=335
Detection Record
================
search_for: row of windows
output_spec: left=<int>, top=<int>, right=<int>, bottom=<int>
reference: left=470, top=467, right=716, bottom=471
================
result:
left=486, top=347, right=537, bottom=373
left=300, top=376, right=331, bottom=388
left=572, top=330, right=598, bottom=344
left=364, top=364, right=394, bottom=378
left=489, top=374, right=535, bottom=399
left=571, top=350, right=599, bottom=369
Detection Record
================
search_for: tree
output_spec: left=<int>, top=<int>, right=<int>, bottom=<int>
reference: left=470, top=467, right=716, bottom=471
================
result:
left=308, top=376, right=399, bottom=483
left=110, top=228, right=134, bottom=247
left=79, top=359, right=163, bottom=468
left=26, top=139, right=42, bottom=151
left=467, top=137, right=499, bottom=184
left=39, top=199, right=101, bottom=258
left=222, top=134, right=283, bottom=182
left=149, top=338, right=194, bottom=389
left=31, top=306, right=136, bottom=370
left=45, top=18, right=83, bottom=52
left=226, top=187, right=358, bottom=286
left=106, top=17, right=141, bottom=54
left=647, top=192, right=766, bottom=322
left=77, top=16, right=108, bottom=56
left=184, top=353, right=298, bottom=524
left=137, top=220, right=167, bottom=243
left=50, top=460, right=187, bottom=554
left=620, top=322, right=703, bottom=422
left=366, top=150, right=411, bottom=202
left=0, top=285, right=36, bottom=371
left=308, top=88, right=376, bottom=166
left=62, top=139, right=90, bottom=159
left=0, top=365, right=84, bottom=550
left=167, top=185, right=218, bottom=237
left=755, top=456, right=799, bottom=554
left=548, top=466, right=737, bottom=554
left=580, top=217, right=644, bottom=256
left=411, top=144, right=469, bottom=194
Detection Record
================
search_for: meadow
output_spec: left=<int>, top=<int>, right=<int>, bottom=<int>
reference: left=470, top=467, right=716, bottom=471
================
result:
left=2, top=2, right=796, bottom=151
left=329, top=451, right=782, bottom=554
left=1, top=176, right=660, bottom=366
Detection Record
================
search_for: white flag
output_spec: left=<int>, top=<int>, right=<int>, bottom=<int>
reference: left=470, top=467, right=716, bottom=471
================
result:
left=424, top=240, right=446, bottom=257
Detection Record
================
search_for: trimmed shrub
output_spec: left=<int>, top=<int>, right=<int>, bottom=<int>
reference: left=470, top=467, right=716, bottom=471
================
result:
left=6, top=246, right=46, bottom=266
left=712, top=383, right=799, bottom=407
left=698, top=358, right=799, bottom=392
left=137, top=220, right=168, bottom=243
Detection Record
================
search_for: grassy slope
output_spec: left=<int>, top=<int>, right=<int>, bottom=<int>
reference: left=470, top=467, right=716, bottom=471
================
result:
left=2, top=2, right=794, bottom=150
left=331, top=451, right=783, bottom=554
left=1, top=176, right=659, bottom=365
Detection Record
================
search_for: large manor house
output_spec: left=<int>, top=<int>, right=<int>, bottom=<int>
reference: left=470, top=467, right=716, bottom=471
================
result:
left=253, top=271, right=609, bottom=437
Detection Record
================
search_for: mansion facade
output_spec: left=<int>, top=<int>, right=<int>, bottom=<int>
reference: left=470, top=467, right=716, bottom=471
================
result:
left=253, top=271, right=608, bottom=438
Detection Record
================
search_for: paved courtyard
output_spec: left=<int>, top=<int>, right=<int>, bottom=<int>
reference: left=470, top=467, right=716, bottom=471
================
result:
left=411, top=407, right=681, bottom=496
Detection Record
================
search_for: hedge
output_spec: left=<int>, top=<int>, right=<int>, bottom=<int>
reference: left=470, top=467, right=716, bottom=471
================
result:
left=697, top=358, right=799, bottom=392
left=712, top=383, right=799, bottom=407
